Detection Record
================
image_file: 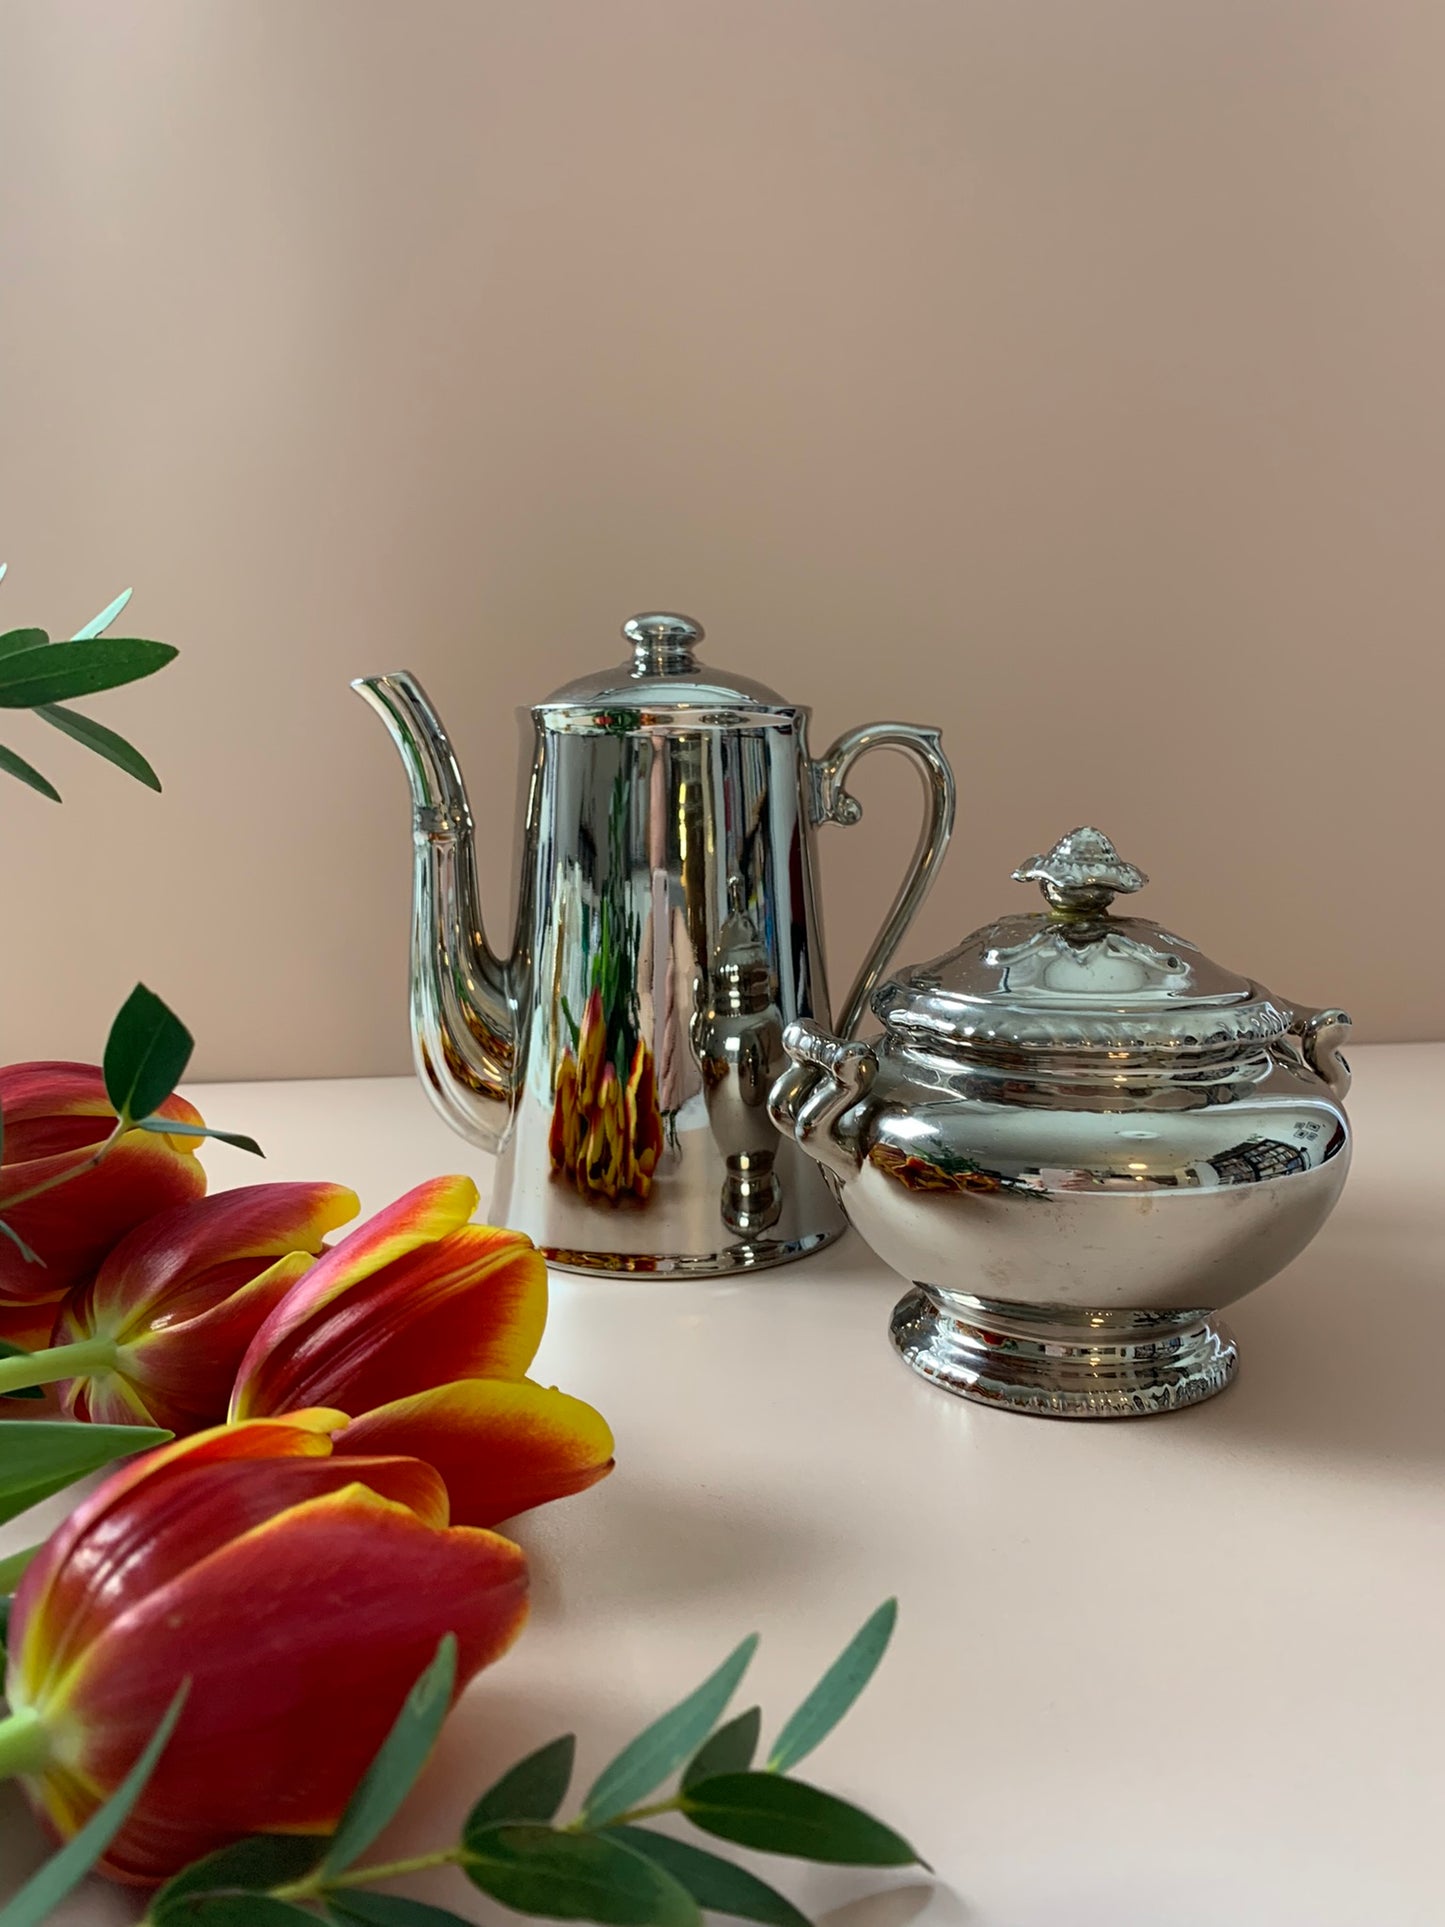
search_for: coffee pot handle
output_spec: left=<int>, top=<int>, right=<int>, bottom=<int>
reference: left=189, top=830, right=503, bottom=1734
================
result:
left=811, top=722, right=956, bottom=1036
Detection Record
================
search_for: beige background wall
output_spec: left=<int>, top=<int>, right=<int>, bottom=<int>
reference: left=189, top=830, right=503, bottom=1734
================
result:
left=0, top=0, right=1439, bottom=1078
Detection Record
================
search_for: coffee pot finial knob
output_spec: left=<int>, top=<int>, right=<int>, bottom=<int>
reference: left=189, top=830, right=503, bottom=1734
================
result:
left=1013, top=826, right=1148, bottom=916
left=623, top=612, right=704, bottom=676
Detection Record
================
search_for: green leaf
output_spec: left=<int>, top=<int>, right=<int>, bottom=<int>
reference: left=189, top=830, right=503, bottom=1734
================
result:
left=0, top=1541, right=40, bottom=1589
left=154, top=1900, right=319, bottom=1925
left=0, top=628, right=46, bottom=660
left=0, top=636, right=177, bottom=708
left=321, top=1634, right=456, bottom=1876
left=766, top=1600, right=897, bottom=1774
left=103, top=982, right=193, bottom=1125
left=137, top=1115, right=264, bottom=1157
left=150, top=1836, right=325, bottom=1920
left=36, top=704, right=160, bottom=789
left=0, top=1219, right=41, bottom=1265
left=611, top=1828, right=811, bottom=1927
left=467, top=1733, right=575, bottom=1829
left=0, top=1341, right=43, bottom=1401
left=328, top=1896, right=477, bottom=1927
left=464, top=1825, right=698, bottom=1927
left=0, top=1419, right=171, bottom=1526
left=682, top=1774, right=922, bottom=1867
left=0, top=1681, right=187, bottom=1927
left=580, top=1634, right=759, bottom=1826
left=71, top=587, right=133, bottom=640
left=0, top=744, right=60, bottom=801
left=682, top=1707, right=761, bottom=1792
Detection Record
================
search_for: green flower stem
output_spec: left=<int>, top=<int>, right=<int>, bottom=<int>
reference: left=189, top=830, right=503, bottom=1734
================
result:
left=0, top=1334, right=119, bottom=1396
left=273, top=1848, right=464, bottom=1902
left=0, top=1708, right=51, bottom=1780
left=0, top=1123, right=124, bottom=1215
left=272, top=1796, right=688, bottom=1905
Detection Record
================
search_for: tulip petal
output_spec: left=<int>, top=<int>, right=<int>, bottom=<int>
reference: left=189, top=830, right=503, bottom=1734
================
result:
left=337, top=1378, right=616, bottom=1528
left=48, top=1182, right=359, bottom=1434
left=65, top=1183, right=361, bottom=1340
left=0, top=1297, right=62, bottom=1351
left=0, top=1072, right=206, bottom=1305
left=7, top=1419, right=343, bottom=1705
left=231, top=1220, right=546, bottom=1421
left=55, top=1485, right=528, bottom=1882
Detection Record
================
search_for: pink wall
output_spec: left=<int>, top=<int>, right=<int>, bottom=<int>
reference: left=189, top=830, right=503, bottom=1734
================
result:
left=0, top=0, right=1437, bottom=1075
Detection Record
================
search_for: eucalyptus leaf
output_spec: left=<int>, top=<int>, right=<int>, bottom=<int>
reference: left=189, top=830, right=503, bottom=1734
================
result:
left=0, top=1420, right=171, bottom=1526
left=150, top=1836, right=326, bottom=1920
left=0, top=744, right=60, bottom=801
left=0, top=1681, right=187, bottom=1927
left=328, top=1895, right=478, bottom=1927
left=682, top=1774, right=922, bottom=1867
left=321, top=1635, right=457, bottom=1876
left=70, top=587, right=133, bottom=640
left=766, top=1600, right=897, bottom=1774
left=103, top=983, right=193, bottom=1126
left=0, top=1342, right=43, bottom=1401
left=0, top=628, right=46, bottom=660
left=580, top=1635, right=758, bottom=1826
left=36, top=704, right=160, bottom=790
left=611, top=1827, right=811, bottom=1927
left=464, top=1825, right=698, bottom=1927
left=138, top=1116, right=264, bottom=1157
left=682, top=1707, right=761, bottom=1792
left=467, top=1733, right=575, bottom=1829
left=0, top=1541, right=40, bottom=1589
left=0, top=636, right=177, bottom=708
left=155, top=1899, right=318, bottom=1925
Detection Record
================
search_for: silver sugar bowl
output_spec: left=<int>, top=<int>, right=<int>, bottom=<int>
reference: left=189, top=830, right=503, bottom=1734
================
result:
left=769, top=828, right=1353, bottom=1418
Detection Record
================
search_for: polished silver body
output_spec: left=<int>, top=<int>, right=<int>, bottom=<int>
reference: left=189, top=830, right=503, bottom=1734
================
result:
left=354, top=613, right=954, bottom=1274
left=770, top=828, right=1353, bottom=1416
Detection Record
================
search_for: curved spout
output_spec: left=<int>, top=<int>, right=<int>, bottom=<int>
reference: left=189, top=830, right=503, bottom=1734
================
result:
left=352, top=672, right=517, bottom=1155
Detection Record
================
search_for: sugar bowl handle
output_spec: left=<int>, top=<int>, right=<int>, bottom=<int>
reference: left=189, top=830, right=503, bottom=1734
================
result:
left=768, top=1019, right=878, bottom=1184
left=1293, top=1005, right=1353, bottom=1102
left=811, top=722, right=956, bottom=1036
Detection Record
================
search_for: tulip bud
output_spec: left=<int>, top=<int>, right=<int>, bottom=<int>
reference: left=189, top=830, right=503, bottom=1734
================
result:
left=0, top=1417, right=529, bottom=1883
left=231, top=1176, right=615, bottom=1528
left=0, top=1062, right=207, bottom=1317
left=43, top=1182, right=361, bottom=1431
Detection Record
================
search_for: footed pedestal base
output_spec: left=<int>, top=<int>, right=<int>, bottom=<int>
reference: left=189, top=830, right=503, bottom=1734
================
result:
left=889, top=1286, right=1238, bottom=1418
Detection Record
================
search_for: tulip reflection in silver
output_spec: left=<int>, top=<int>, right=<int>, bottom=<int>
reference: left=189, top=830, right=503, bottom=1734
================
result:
left=354, top=613, right=954, bottom=1274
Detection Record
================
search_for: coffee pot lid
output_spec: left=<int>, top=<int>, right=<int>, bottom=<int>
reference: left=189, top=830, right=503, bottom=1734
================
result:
left=873, top=826, right=1291, bottom=1057
left=539, top=612, right=796, bottom=717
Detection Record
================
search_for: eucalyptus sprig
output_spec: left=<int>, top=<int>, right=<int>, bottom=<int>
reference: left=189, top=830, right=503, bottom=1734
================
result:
left=0, top=573, right=176, bottom=802
left=23, top=1600, right=916, bottom=1927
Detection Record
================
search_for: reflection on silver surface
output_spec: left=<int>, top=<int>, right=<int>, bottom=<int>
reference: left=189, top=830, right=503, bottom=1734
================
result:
left=354, top=612, right=955, bottom=1274
left=771, top=827, right=1353, bottom=1413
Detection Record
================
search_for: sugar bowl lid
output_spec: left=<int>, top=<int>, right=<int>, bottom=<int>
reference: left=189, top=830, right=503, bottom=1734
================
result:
left=872, top=827, right=1292, bottom=1058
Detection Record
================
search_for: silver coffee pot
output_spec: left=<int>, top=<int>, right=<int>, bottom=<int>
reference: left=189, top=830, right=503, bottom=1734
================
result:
left=355, top=612, right=955, bottom=1274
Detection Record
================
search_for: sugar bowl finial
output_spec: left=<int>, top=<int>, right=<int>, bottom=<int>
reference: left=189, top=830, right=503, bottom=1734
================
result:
left=1012, top=826, right=1148, bottom=917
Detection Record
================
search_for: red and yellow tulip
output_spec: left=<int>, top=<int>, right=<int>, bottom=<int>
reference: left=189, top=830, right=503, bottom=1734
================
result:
left=0, top=1416, right=529, bottom=1883
left=0, top=1062, right=206, bottom=1317
left=45, top=1182, right=361, bottom=1430
left=230, top=1175, right=615, bottom=1527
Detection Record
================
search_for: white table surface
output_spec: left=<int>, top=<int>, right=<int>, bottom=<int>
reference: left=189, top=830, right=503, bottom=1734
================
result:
left=4, top=1045, right=1442, bottom=1927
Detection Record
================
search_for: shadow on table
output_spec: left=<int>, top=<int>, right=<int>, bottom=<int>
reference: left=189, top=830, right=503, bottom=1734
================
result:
left=1185, top=1207, right=1444, bottom=1474
left=819, top=1880, right=970, bottom=1927
left=516, top=1476, right=844, bottom=1619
